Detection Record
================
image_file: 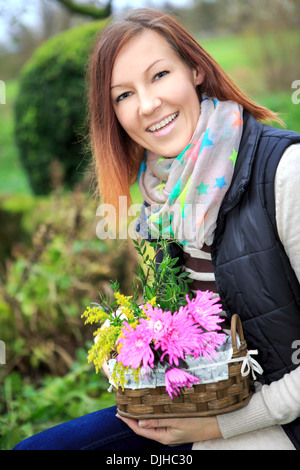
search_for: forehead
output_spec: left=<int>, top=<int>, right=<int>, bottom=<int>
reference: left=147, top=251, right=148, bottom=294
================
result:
left=111, top=29, right=179, bottom=82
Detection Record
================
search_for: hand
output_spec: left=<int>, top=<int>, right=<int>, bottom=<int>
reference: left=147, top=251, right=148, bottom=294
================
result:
left=116, top=414, right=222, bottom=446
left=102, top=361, right=110, bottom=379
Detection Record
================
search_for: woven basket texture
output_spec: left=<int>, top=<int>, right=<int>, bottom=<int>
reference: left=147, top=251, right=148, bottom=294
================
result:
left=114, top=314, right=252, bottom=419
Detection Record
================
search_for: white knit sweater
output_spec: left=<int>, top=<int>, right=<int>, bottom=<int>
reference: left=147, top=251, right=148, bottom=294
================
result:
left=193, top=143, right=300, bottom=450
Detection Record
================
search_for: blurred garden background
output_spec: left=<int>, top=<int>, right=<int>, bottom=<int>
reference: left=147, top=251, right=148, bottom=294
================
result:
left=0, top=0, right=299, bottom=450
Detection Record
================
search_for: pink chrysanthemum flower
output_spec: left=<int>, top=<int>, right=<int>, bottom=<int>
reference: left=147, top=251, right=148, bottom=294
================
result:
left=193, top=331, right=227, bottom=362
left=154, top=306, right=202, bottom=366
left=186, top=290, right=224, bottom=331
left=165, top=367, right=200, bottom=398
left=116, top=321, right=155, bottom=370
left=141, top=304, right=172, bottom=341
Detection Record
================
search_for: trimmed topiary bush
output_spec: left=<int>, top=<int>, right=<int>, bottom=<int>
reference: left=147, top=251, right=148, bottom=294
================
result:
left=15, top=20, right=105, bottom=195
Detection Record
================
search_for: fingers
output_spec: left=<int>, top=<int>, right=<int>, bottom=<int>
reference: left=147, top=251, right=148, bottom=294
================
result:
left=139, top=418, right=176, bottom=429
left=115, top=414, right=175, bottom=430
left=116, top=414, right=169, bottom=444
left=116, top=414, right=140, bottom=432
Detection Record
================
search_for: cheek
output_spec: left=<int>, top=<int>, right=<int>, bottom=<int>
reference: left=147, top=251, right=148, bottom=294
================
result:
left=114, top=105, right=136, bottom=135
left=163, top=76, right=199, bottom=114
left=177, top=81, right=199, bottom=108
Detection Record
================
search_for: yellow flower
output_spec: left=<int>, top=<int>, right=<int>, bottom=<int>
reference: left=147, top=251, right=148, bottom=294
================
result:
left=114, top=292, right=132, bottom=308
left=148, top=296, right=157, bottom=307
left=120, top=306, right=135, bottom=322
left=143, top=296, right=157, bottom=309
left=88, top=324, right=121, bottom=373
left=81, top=306, right=109, bottom=325
left=110, top=361, right=141, bottom=390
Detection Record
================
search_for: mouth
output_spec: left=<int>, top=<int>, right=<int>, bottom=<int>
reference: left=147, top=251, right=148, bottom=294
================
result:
left=146, top=112, right=179, bottom=133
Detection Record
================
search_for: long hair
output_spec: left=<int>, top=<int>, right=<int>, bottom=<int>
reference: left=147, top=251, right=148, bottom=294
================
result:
left=87, top=8, right=282, bottom=210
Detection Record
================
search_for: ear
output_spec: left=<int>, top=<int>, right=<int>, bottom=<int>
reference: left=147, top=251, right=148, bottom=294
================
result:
left=193, top=67, right=204, bottom=86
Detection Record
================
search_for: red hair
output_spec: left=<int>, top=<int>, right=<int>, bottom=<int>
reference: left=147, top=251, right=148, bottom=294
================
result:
left=87, top=8, right=282, bottom=210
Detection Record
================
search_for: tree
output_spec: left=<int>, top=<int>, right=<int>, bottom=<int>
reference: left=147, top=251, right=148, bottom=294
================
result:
left=56, top=0, right=112, bottom=18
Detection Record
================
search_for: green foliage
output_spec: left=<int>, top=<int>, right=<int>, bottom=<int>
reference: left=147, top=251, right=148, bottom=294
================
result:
left=57, top=0, right=112, bottom=18
left=0, top=188, right=137, bottom=449
left=0, top=348, right=115, bottom=450
left=256, top=92, right=300, bottom=133
left=0, top=80, right=31, bottom=195
left=131, top=238, right=192, bottom=313
left=0, top=188, right=137, bottom=377
left=0, top=184, right=140, bottom=449
left=14, top=20, right=106, bottom=195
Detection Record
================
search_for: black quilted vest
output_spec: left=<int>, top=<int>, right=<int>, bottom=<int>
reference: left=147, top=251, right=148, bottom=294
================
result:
left=211, top=111, right=300, bottom=448
left=135, top=111, right=300, bottom=448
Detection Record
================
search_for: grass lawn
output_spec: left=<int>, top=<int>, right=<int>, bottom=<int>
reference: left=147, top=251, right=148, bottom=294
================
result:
left=200, top=34, right=263, bottom=92
left=0, top=80, right=32, bottom=196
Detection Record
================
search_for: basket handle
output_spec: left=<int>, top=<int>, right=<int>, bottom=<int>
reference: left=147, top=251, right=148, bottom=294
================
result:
left=230, top=314, right=245, bottom=354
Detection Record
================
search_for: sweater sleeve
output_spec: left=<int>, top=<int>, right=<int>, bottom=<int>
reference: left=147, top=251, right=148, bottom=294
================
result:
left=274, top=143, right=300, bottom=283
left=217, top=143, right=300, bottom=439
left=217, top=366, right=300, bottom=439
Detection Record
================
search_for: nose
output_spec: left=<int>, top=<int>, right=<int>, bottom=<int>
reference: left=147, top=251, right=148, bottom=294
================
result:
left=138, top=90, right=162, bottom=116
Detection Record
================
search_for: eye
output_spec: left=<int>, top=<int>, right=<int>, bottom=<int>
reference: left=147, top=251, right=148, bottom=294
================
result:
left=115, top=91, right=132, bottom=103
left=153, top=70, right=169, bottom=81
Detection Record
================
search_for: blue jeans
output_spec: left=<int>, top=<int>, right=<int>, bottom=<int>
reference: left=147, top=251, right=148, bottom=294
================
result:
left=13, top=406, right=193, bottom=450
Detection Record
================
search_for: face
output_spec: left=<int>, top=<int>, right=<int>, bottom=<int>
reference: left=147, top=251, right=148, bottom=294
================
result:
left=111, top=29, right=203, bottom=158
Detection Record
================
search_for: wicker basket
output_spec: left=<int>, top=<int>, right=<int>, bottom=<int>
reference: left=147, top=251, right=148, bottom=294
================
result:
left=114, top=314, right=252, bottom=420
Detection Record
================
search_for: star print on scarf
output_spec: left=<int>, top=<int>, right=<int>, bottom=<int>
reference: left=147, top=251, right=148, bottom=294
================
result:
left=138, top=96, right=243, bottom=248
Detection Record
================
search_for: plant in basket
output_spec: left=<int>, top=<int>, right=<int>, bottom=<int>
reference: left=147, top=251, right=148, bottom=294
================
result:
left=82, top=238, right=228, bottom=401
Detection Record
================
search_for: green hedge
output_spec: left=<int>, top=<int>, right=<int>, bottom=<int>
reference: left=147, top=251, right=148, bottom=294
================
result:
left=15, top=21, right=105, bottom=195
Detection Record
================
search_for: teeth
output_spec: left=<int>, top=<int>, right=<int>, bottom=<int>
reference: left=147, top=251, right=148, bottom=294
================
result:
left=148, top=112, right=178, bottom=132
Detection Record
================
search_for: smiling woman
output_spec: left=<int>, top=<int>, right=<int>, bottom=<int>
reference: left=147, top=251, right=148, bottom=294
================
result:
left=87, top=8, right=280, bottom=214
left=13, top=7, right=300, bottom=451
left=110, top=29, right=202, bottom=158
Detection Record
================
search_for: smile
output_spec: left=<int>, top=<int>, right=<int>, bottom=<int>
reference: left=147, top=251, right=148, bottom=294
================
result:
left=146, top=112, right=179, bottom=133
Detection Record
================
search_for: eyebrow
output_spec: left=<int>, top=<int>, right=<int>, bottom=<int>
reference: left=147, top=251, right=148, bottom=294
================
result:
left=110, top=58, right=166, bottom=90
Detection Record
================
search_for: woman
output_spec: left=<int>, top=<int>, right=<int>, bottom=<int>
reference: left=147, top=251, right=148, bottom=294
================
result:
left=14, top=8, right=300, bottom=450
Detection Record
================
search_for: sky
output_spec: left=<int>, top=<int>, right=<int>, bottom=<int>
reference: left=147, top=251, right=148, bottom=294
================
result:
left=0, top=0, right=192, bottom=48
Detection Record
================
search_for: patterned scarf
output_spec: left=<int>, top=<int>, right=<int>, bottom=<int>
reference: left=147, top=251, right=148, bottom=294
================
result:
left=138, top=96, right=243, bottom=249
